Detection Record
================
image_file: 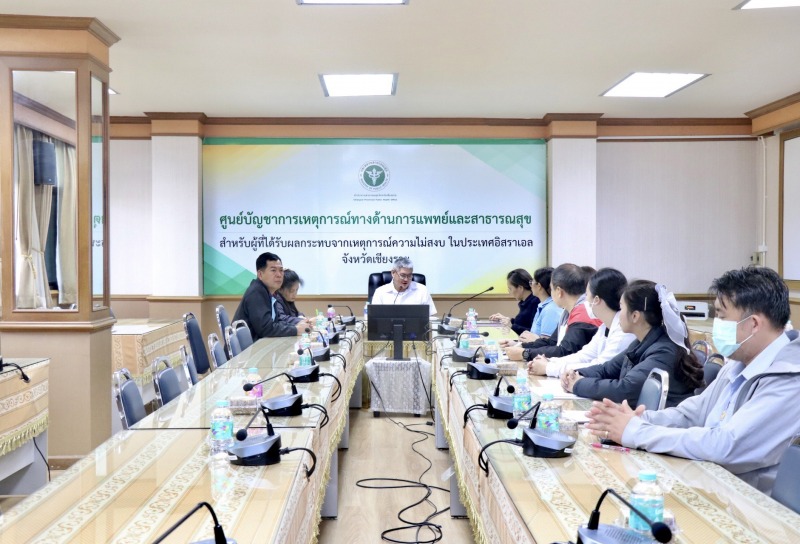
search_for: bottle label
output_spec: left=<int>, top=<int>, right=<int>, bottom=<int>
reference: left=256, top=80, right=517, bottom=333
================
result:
left=537, top=410, right=560, bottom=430
left=513, top=393, right=531, bottom=413
left=486, top=351, right=498, bottom=364
left=211, top=419, right=233, bottom=441
left=630, top=496, right=664, bottom=531
left=459, top=338, right=470, bottom=349
left=300, top=354, right=312, bottom=367
left=247, top=383, right=263, bottom=397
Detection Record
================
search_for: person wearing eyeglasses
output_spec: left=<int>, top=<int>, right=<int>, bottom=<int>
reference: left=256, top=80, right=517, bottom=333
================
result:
left=371, top=257, right=437, bottom=315
left=233, top=252, right=309, bottom=339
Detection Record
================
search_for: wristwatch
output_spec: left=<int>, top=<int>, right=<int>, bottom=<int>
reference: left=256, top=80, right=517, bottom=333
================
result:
left=522, top=349, right=531, bottom=362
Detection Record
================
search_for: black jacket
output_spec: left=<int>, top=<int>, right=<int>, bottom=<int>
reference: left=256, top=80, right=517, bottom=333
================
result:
left=522, top=322, right=598, bottom=359
left=510, top=294, right=540, bottom=336
left=572, top=325, right=695, bottom=408
left=233, top=280, right=297, bottom=340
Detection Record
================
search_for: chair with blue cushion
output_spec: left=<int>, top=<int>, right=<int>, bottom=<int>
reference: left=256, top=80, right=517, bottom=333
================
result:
left=232, top=319, right=254, bottom=351
left=152, top=356, right=185, bottom=407
left=113, top=368, right=147, bottom=429
left=367, top=271, right=427, bottom=303
left=226, top=325, right=243, bottom=357
left=636, top=368, right=669, bottom=411
left=208, top=332, right=228, bottom=369
left=216, top=305, right=232, bottom=357
left=772, top=435, right=800, bottom=514
left=181, top=345, right=200, bottom=386
left=183, top=312, right=211, bottom=375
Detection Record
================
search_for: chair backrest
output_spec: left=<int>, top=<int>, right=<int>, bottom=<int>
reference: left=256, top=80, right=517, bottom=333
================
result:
left=183, top=312, right=211, bottom=374
left=208, top=332, right=228, bottom=369
left=704, top=354, right=725, bottom=387
left=232, top=319, right=254, bottom=350
left=226, top=325, right=242, bottom=357
left=181, top=345, right=200, bottom=386
left=113, top=368, right=146, bottom=429
left=787, top=329, right=799, bottom=341
left=691, top=339, right=712, bottom=358
left=636, top=368, right=670, bottom=411
left=367, top=271, right=427, bottom=303
left=773, top=435, right=800, bottom=513
left=152, top=357, right=185, bottom=407
left=216, top=305, right=232, bottom=356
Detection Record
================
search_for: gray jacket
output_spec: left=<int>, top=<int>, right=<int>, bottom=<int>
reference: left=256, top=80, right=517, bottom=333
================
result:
left=622, top=334, right=800, bottom=494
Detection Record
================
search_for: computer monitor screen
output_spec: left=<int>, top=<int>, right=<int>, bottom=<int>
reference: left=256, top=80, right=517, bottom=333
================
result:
left=367, top=304, right=430, bottom=360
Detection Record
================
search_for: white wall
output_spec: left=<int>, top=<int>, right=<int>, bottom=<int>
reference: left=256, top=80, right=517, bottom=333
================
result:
left=109, top=139, right=152, bottom=295
left=596, top=140, right=759, bottom=293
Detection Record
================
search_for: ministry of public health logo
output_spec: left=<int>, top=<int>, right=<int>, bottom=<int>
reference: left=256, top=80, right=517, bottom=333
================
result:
left=359, top=161, right=390, bottom=191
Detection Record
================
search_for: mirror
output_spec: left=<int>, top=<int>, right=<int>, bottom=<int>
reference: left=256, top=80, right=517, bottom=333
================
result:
left=12, top=70, right=78, bottom=310
left=91, top=76, right=107, bottom=308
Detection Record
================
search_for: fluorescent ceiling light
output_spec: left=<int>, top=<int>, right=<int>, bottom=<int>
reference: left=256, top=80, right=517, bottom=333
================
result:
left=320, top=74, right=397, bottom=97
left=736, top=1, right=800, bottom=9
left=602, top=72, right=707, bottom=98
left=298, top=0, right=408, bottom=5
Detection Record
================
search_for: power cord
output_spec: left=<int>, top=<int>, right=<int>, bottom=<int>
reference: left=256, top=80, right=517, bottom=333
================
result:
left=33, top=434, right=50, bottom=482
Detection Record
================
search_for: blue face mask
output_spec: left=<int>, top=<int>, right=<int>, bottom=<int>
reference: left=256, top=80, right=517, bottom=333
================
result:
left=712, top=316, right=753, bottom=358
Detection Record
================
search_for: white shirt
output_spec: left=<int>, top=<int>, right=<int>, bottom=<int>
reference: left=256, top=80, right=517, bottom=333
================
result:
left=545, top=312, right=636, bottom=378
left=371, top=281, right=437, bottom=315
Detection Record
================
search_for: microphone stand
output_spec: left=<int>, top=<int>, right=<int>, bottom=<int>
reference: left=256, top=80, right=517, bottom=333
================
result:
left=443, top=286, right=495, bottom=325
left=576, top=488, right=673, bottom=544
left=151, top=501, right=233, bottom=544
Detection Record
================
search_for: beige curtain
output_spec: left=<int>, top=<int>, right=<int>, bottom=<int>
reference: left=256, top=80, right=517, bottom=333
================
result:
left=55, top=140, right=78, bottom=306
left=13, top=124, right=52, bottom=309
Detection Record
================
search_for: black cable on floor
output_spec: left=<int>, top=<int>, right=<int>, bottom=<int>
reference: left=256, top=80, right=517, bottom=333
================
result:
left=32, top=435, right=51, bottom=482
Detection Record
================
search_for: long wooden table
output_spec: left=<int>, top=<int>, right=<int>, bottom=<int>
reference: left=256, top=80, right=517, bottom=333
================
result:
left=0, top=328, right=364, bottom=544
left=433, top=331, right=800, bottom=544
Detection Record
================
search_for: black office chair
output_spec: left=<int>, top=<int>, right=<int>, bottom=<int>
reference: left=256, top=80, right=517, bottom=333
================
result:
left=772, top=435, right=800, bottom=514
left=226, top=325, right=243, bottom=357
left=152, top=357, right=185, bottom=407
left=702, top=353, right=725, bottom=391
left=183, top=312, right=212, bottom=374
left=181, top=345, right=200, bottom=386
left=636, top=368, right=669, bottom=411
left=208, top=332, right=228, bottom=369
left=367, top=271, right=427, bottom=303
left=216, top=305, right=232, bottom=357
left=232, top=319, right=254, bottom=351
left=113, top=368, right=147, bottom=429
left=787, top=329, right=799, bottom=341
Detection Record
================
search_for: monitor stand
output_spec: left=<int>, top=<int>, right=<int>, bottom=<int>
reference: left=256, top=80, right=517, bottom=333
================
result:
left=392, top=323, right=409, bottom=361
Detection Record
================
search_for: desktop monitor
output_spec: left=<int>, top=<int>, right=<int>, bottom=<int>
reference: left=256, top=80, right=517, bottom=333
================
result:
left=367, top=304, right=430, bottom=361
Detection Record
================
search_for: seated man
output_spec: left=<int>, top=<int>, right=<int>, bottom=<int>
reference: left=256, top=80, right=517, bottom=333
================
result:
left=371, top=257, right=437, bottom=315
left=586, top=266, right=800, bottom=494
left=505, top=263, right=602, bottom=361
left=233, top=252, right=307, bottom=340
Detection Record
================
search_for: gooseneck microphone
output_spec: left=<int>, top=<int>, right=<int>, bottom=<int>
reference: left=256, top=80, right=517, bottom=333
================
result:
left=446, top=286, right=495, bottom=321
left=0, top=357, right=31, bottom=383
left=577, top=488, right=672, bottom=544
left=470, top=346, right=487, bottom=364
left=493, top=374, right=515, bottom=397
left=329, top=304, right=355, bottom=325
left=152, top=501, right=234, bottom=544
left=243, top=372, right=298, bottom=395
left=506, top=401, right=541, bottom=430
left=236, top=406, right=274, bottom=442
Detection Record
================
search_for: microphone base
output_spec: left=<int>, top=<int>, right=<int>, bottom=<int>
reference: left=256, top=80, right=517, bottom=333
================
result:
left=287, top=365, right=320, bottom=383
left=437, top=323, right=458, bottom=336
left=327, top=332, right=340, bottom=345
left=577, top=523, right=661, bottom=544
left=521, top=427, right=576, bottom=457
left=487, top=396, right=513, bottom=419
left=311, top=347, right=331, bottom=362
left=191, top=539, right=237, bottom=544
left=340, top=316, right=356, bottom=326
left=466, top=362, right=499, bottom=380
left=229, top=433, right=282, bottom=466
left=452, top=347, right=478, bottom=362
left=262, top=393, right=303, bottom=416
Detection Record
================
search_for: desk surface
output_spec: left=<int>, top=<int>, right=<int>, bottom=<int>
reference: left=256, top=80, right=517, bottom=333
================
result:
left=438, top=336, right=800, bottom=544
left=0, top=428, right=316, bottom=544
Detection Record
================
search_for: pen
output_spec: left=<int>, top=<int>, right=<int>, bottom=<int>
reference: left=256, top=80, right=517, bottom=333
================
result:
left=591, top=442, right=630, bottom=453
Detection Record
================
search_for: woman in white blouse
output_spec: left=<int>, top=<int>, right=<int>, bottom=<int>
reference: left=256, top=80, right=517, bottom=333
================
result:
left=527, top=267, right=636, bottom=378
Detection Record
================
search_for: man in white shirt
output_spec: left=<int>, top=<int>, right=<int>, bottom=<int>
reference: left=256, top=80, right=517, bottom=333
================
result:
left=585, top=266, right=800, bottom=494
left=371, top=257, right=437, bottom=315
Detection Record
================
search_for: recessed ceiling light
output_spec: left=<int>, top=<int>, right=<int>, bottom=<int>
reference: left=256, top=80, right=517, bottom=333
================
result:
left=298, top=0, right=408, bottom=5
left=736, top=0, right=800, bottom=9
left=602, top=72, right=707, bottom=98
left=108, top=87, right=118, bottom=95
left=320, top=74, right=397, bottom=97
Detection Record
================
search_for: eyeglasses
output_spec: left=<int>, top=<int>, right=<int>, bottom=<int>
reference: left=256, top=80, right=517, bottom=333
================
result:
left=395, top=272, right=412, bottom=280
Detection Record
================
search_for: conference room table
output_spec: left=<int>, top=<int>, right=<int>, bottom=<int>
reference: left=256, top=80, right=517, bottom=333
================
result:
left=0, top=329, right=364, bottom=544
left=433, top=332, right=800, bottom=544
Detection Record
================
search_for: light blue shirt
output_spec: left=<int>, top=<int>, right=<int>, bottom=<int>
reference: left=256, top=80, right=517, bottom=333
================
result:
left=532, top=297, right=563, bottom=337
left=705, top=333, right=790, bottom=427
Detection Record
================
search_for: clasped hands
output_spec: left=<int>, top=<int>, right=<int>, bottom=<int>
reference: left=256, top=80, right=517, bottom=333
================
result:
left=584, top=399, right=646, bottom=444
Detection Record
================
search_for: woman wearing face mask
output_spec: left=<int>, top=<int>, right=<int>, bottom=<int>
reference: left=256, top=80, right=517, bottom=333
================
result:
left=562, top=280, right=704, bottom=408
left=490, top=268, right=540, bottom=335
left=528, top=268, right=636, bottom=378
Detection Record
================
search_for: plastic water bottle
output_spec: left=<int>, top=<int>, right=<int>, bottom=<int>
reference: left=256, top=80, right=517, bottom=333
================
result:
left=245, top=367, right=263, bottom=398
left=363, top=302, right=369, bottom=321
left=485, top=340, right=499, bottom=364
left=458, top=330, right=470, bottom=350
left=327, top=304, right=336, bottom=321
left=315, top=311, right=326, bottom=330
left=466, top=308, right=479, bottom=338
left=629, top=470, right=664, bottom=532
left=299, top=349, right=313, bottom=366
left=210, top=399, right=234, bottom=457
left=512, top=368, right=532, bottom=419
left=537, top=393, right=561, bottom=431
left=327, top=317, right=335, bottom=335
left=300, top=332, right=311, bottom=350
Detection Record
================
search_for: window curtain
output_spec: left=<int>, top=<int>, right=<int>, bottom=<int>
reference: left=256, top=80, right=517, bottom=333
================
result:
left=55, top=140, right=78, bottom=306
left=13, top=124, right=53, bottom=309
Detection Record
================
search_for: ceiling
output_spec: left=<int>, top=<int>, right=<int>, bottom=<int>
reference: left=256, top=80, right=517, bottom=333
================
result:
left=2, top=0, right=800, bottom=120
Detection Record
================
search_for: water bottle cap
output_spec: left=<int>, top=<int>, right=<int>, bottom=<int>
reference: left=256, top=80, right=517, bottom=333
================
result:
left=541, top=393, right=554, bottom=401
left=328, top=304, right=333, bottom=307
left=248, top=367, right=258, bottom=373
left=638, top=470, right=658, bottom=482
left=215, top=399, right=230, bottom=408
